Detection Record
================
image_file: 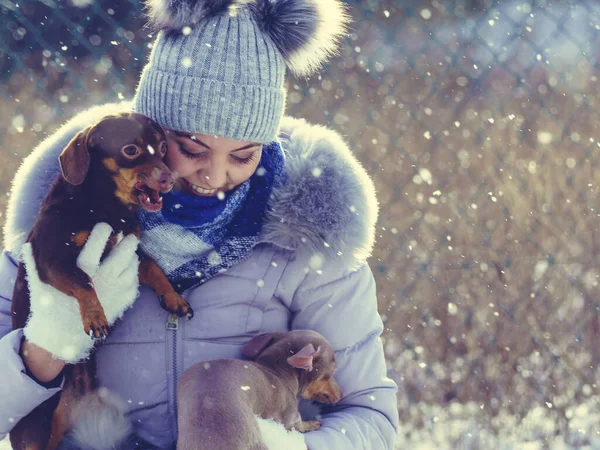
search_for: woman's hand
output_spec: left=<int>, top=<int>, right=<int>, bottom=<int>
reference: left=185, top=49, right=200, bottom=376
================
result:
left=20, top=340, right=65, bottom=383
left=20, top=223, right=141, bottom=364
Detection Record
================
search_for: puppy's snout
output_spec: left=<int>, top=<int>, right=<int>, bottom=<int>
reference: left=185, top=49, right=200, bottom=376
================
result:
left=158, top=171, right=175, bottom=190
left=306, top=377, right=343, bottom=404
left=329, top=379, right=343, bottom=403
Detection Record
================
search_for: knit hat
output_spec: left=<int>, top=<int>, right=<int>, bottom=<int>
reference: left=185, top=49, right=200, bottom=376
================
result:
left=133, top=0, right=349, bottom=143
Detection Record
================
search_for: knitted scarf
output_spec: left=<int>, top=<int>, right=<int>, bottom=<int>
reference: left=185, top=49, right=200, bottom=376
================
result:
left=138, top=141, right=285, bottom=292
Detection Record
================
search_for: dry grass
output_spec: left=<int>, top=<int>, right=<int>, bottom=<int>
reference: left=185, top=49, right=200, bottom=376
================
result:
left=1, top=1, right=599, bottom=446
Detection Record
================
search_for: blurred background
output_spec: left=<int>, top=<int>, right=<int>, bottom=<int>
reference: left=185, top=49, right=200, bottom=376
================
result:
left=1, top=0, right=599, bottom=448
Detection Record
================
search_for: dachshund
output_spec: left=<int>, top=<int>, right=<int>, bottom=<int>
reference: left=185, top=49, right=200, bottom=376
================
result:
left=9, top=112, right=193, bottom=450
left=176, top=330, right=343, bottom=450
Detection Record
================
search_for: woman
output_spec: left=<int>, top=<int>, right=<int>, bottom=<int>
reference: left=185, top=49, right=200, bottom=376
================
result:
left=0, top=0, right=399, bottom=448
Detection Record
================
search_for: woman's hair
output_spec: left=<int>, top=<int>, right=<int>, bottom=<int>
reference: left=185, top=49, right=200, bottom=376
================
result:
left=133, top=0, right=350, bottom=143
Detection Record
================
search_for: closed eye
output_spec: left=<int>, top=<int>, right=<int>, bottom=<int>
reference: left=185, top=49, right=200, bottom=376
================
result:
left=177, top=144, right=208, bottom=160
left=232, top=153, right=258, bottom=165
left=178, top=143, right=259, bottom=165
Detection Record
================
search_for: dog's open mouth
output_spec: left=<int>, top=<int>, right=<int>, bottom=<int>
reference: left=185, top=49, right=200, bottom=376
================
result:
left=135, top=182, right=163, bottom=212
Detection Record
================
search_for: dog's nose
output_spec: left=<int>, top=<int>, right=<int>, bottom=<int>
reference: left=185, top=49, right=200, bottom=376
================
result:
left=158, top=171, right=175, bottom=189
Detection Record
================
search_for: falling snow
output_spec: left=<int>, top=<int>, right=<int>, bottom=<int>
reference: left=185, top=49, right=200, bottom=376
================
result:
left=1, top=1, right=599, bottom=449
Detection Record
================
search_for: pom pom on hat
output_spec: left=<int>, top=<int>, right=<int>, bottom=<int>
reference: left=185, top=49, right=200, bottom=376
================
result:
left=144, top=0, right=349, bottom=77
left=250, top=0, right=350, bottom=77
left=145, top=0, right=251, bottom=31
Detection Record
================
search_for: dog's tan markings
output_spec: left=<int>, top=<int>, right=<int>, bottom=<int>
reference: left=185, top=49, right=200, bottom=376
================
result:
left=46, top=400, right=69, bottom=450
left=112, top=167, right=139, bottom=206
left=71, top=231, right=91, bottom=247
left=102, top=157, right=118, bottom=173
left=155, top=133, right=163, bottom=142
left=304, top=380, right=325, bottom=398
left=304, top=378, right=341, bottom=402
left=45, top=362, right=95, bottom=450
left=135, top=137, right=144, bottom=146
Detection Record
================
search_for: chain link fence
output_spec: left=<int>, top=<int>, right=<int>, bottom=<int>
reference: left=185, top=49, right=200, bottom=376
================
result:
left=1, top=0, right=599, bottom=448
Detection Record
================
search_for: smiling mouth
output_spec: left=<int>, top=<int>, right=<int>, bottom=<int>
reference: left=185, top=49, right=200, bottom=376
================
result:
left=189, top=182, right=218, bottom=196
left=135, top=182, right=163, bottom=212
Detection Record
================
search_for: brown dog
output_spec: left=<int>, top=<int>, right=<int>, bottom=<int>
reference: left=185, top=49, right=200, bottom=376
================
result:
left=176, top=330, right=343, bottom=450
left=10, top=112, right=193, bottom=450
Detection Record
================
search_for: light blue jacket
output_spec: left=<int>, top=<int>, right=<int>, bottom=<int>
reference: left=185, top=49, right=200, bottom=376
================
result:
left=0, top=102, right=399, bottom=449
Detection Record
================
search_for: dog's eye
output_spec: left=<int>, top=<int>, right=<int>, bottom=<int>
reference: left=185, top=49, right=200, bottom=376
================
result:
left=121, top=145, right=141, bottom=158
left=159, top=142, right=167, bottom=155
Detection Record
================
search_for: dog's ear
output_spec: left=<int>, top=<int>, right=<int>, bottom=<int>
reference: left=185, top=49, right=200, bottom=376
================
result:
left=287, top=344, right=319, bottom=372
left=242, top=333, right=284, bottom=359
left=59, top=127, right=91, bottom=185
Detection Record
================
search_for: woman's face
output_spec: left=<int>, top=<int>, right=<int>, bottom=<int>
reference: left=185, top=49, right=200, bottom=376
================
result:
left=165, top=130, right=263, bottom=197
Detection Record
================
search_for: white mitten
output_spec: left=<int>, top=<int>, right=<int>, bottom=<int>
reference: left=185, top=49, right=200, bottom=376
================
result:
left=21, top=223, right=140, bottom=363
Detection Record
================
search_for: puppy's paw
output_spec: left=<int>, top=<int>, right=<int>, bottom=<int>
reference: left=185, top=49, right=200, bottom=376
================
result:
left=83, top=309, right=110, bottom=342
left=159, top=293, right=194, bottom=319
left=293, top=420, right=321, bottom=433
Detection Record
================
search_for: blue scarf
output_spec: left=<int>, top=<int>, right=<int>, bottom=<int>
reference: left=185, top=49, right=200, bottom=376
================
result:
left=138, top=141, right=285, bottom=292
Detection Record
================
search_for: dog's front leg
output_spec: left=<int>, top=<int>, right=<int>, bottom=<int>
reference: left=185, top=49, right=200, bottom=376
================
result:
left=291, top=420, right=321, bottom=433
left=138, top=257, right=194, bottom=319
left=49, top=270, right=109, bottom=341
left=283, top=409, right=321, bottom=433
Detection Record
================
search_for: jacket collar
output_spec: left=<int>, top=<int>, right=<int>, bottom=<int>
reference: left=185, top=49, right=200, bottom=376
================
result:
left=3, top=103, right=378, bottom=270
left=259, top=116, right=378, bottom=269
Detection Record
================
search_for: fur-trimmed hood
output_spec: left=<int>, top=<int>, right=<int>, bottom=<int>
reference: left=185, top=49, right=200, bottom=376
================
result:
left=2, top=102, right=378, bottom=269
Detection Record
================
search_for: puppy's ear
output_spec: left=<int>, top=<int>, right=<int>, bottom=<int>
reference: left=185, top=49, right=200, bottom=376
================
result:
left=242, top=332, right=285, bottom=359
left=59, top=127, right=91, bottom=185
left=287, top=344, right=318, bottom=372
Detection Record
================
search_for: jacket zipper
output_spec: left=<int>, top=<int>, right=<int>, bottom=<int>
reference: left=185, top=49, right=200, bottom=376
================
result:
left=165, top=312, right=179, bottom=440
left=165, top=288, right=192, bottom=443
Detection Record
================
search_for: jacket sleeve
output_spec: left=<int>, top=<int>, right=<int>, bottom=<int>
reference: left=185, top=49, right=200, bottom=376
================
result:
left=290, top=262, right=399, bottom=450
left=0, top=249, right=64, bottom=440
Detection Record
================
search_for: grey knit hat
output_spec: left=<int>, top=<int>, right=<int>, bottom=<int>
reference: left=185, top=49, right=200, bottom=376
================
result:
left=133, top=0, right=349, bottom=143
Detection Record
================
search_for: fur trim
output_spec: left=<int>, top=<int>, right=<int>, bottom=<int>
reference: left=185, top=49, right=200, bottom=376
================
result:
left=257, top=417, right=307, bottom=450
left=260, top=116, right=378, bottom=270
left=65, top=388, right=132, bottom=450
left=145, top=0, right=251, bottom=32
left=3, top=102, right=378, bottom=270
left=250, top=0, right=350, bottom=77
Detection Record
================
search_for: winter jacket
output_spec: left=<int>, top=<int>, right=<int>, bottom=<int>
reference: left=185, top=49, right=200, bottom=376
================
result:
left=0, top=101, right=399, bottom=449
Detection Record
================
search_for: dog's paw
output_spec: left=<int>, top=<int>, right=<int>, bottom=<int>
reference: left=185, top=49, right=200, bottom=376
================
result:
left=159, top=293, right=194, bottom=319
left=293, top=420, right=321, bottom=433
left=83, top=309, right=110, bottom=342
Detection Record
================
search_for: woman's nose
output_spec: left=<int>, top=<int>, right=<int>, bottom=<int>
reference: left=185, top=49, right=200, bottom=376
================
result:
left=203, top=163, right=227, bottom=188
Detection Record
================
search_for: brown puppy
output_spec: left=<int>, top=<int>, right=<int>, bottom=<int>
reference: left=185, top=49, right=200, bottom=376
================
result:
left=177, top=330, right=342, bottom=450
left=10, top=113, right=193, bottom=450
